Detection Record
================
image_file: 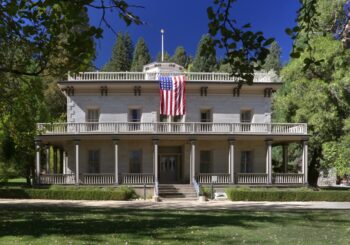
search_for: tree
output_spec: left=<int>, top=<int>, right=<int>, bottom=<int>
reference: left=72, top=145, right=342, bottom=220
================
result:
left=171, top=46, right=190, bottom=68
left=131, top=38, right=151, bottom=71
left=262, top=41, right=282, bottom=74
left=191, top=35, right=217, bottom=72
left=156, top=51, right=171, bottom=62
left=103, top=32, right=134, bottom=71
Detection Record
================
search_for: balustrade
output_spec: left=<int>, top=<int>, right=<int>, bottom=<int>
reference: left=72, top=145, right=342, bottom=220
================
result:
left=236, top=173, right=268, bottom=184
left=197, top=173, right=231, bottom=184
left=120, top=173, right=154, bottom=184
left=39, top=174, right=75, bottom=184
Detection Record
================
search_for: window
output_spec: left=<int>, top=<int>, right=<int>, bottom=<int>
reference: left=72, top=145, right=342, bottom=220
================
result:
left=88, top=150, right=100, bottom=173
left=86, top=108, right=99, bottom=131
left=129, top=108, right=141, bottom=130
left=200, top=109, right=212, bottom=132
left=200, top=150, right=212, bottom=173
left=240, top=110, right=252, bottom=131
left=240, top=151, right=253, bottom=173
left=129, top=150, right=142, bottom=173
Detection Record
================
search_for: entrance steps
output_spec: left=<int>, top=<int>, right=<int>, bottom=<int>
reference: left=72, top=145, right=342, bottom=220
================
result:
left=158, top=184, right=197, bottom=200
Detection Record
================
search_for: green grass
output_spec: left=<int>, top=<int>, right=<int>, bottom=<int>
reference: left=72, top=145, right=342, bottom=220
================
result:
left=0, top=206, right=349, bottom=244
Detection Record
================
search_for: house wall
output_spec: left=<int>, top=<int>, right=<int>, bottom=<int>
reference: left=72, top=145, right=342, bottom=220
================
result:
left=67, top=92, right=272, bottom=124
left=64, top=139, right=267, bottom=176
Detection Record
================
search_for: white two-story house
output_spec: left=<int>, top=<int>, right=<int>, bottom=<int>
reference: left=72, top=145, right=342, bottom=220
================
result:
left=35, top=62, right=308, bottom=197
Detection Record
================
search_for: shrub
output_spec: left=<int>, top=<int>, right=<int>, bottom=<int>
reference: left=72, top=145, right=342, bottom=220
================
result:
left=0, top=186, right=137, bottom=200
left=225, top=188, right=350, bottom=202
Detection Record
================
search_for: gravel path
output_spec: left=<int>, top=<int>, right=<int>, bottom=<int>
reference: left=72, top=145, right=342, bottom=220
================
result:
left=1, top=198, right=350, bottom=210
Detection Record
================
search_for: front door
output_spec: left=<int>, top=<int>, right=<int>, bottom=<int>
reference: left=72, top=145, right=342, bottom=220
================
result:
left=159, top=155, right=178, bottom=184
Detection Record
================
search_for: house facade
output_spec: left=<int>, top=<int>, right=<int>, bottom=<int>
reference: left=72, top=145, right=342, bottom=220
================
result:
left=35, top=62, right=308, bottom=196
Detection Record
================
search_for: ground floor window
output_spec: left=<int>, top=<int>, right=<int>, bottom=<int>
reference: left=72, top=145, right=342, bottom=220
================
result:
left=88, top=150, right=100, bottom=173
left=240, top=151, right=253, bottom=173
left=200, top=150, right=212, bottom=173
left=129, top=150, right=142, bottom=173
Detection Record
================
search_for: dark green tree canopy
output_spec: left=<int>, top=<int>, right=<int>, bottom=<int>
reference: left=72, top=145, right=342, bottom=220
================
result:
left=131, top=38, right=151, bottom=71
left=103, top=32, right=134, bottom=71
left=262, top=41, right=282, bottom=74
left=191, top=34, right=217, bottom=72
left=156, top=51, right=171, bottom=62
left=171, top=46, right=190, bottom=68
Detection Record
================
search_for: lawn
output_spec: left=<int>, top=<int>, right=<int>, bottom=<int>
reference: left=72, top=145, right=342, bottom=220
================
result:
left=0, top=206, right=349, bottom=244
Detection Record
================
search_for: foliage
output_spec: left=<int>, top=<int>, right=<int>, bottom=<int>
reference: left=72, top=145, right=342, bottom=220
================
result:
left=262, top=41, right=282, bottom=74
left=131, top=37, right=151, bottom=71
left=0, top=186, right=137, bottom=200
left=226, top=187, right=350, bottom=201
left=207, top=0, right=274, bottom=83
left=322, top=141, right=350, bottom=178
left=171, top=46, right=191, bottom=68
left=191, top=34, right=217, bottom=72
left=156, top=51, right=171, bottom=62
left=103, top=32, right=134, bottom=71
left=273, top=36, right=350, bottom=185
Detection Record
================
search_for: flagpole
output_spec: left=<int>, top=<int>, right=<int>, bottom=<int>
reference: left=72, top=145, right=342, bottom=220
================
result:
left=161, top=29, right=164, bottom=62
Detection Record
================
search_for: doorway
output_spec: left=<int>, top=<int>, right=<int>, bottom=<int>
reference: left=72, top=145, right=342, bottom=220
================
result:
left=158, top=146, right=182, bottom=184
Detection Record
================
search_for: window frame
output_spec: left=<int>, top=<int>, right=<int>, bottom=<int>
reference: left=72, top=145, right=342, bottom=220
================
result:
left=129, top=149, right=143, bottom=173
left=200, top=150, right=212, bottom=173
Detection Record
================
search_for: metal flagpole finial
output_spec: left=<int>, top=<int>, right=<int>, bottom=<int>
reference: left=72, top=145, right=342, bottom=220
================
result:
left=161, top=29, right=164, bottom=62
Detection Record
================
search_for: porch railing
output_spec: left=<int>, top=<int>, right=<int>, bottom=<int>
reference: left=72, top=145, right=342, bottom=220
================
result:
left=120, top=173, right=154, bottom=184
left=39, top=174, right=75, bottom=185
left=81, top=173, right=115, bottom=185
left=197, top=173, right=231, bottom=184
left=273, top=173, right=304, bottom=184
left=37, top=122, right=307, bottom=135
left=236, top=173, right=269, bottom=184
left=67, top=71, right=278, bottom=83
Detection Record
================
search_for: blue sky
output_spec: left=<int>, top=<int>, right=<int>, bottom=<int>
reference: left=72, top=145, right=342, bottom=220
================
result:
left=88, top=0, right=300, bottom=69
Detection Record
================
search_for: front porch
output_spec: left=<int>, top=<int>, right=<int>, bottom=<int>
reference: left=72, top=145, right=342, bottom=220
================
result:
left=34, top=138, right=308, bottom=187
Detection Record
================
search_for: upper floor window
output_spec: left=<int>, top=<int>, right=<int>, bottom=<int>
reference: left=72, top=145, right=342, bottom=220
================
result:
left=240, top=110, right=252, bottom=123
left=200, top=109, right=212, bottom=122
left=88, top=150, right=100, bottom=173
left=129, top=150, right=142, bottom=173
left=129, top=108, right=141, bottom=122
left=86, top=108, right=99, bottom=131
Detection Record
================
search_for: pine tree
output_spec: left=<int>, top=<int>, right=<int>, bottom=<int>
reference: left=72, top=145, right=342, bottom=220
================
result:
left=262, top=41, right=282, bottom=74
left=131, top=38, right=151, bottom=71
left=191, top=34, right=217, bottom=72
left=171, top=46, right=190, bottom=68
left=156, top=51, right=171, bottom=62
left=103, top=32, right=133, bottom=71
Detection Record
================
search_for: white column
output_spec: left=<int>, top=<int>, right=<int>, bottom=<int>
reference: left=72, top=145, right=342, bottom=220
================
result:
left=74, top=140, right=80, bottom=185
left=53, top=147, right=58, bottom=174
left=153, top=139, right=159, bottom=182
left=35, top=140, right=41, bottom=184
left=63, top=151, right=67, bottom=174
left=229, top=140, right=235, bottom=183
left=302, top=140, right=308, bottom=184
left=113, top=139, right=119, bottom=185
left=266, top=140, right=272, bottom=184
left=283, top=144, right=288, bottom=173
left=190, top=140, right=196, bottom=184
left=45, top=145, right=50, bottom=174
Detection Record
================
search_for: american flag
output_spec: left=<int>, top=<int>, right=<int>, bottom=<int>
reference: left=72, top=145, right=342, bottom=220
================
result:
left=159, top=75, right=186, bottom=116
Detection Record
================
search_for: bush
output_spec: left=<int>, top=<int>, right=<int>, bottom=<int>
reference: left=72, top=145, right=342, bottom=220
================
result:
left=225, top=188, right=350, bottom=202
left=0, top=186, right=137, bottom=200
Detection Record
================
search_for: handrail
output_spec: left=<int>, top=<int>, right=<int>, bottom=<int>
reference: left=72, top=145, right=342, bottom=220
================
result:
left=37, top=122, right=307, bottom=135
left=192, top=177, right=200, bottom=197
left=67, top=71, right=279, bottom=83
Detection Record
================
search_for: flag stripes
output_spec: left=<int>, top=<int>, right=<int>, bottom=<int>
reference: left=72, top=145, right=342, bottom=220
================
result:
left=159, top=75, right=186, bottom=116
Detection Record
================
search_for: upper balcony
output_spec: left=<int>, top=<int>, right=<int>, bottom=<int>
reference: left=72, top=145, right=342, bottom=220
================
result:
left=67, top=71, right=280, bottom=83
left=37, top=122, right=307, bottom=136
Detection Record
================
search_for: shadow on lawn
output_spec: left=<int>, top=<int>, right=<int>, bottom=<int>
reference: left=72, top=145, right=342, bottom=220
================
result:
left=0, top=205, right=348, bottom=243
